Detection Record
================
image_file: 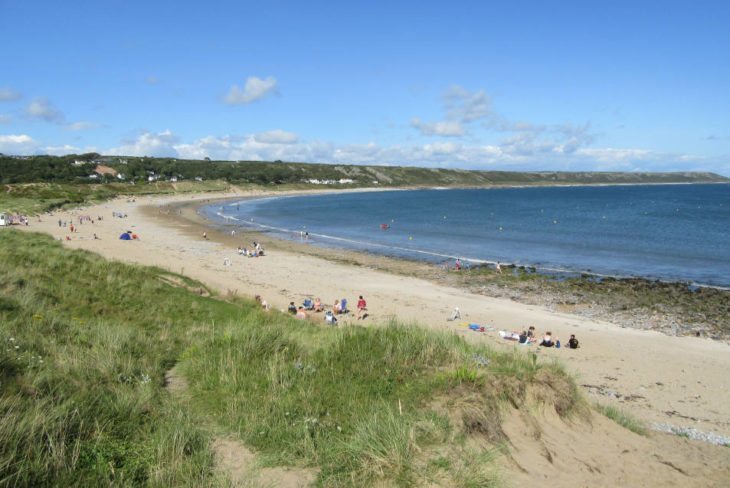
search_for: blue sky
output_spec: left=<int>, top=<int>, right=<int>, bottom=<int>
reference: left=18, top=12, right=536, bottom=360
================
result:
left=1, top=0, right=729, bottom=174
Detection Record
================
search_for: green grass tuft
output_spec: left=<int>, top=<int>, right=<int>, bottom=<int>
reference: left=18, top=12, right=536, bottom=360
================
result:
left=595, top=403, right=647, bottom=436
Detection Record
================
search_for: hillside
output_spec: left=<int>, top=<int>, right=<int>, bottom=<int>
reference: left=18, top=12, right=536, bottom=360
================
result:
left=2, top=154, right=727, bottom=187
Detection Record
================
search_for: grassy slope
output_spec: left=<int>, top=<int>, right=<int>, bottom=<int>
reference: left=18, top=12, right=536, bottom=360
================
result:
left=3, top=163, right=728, bottom=215
left=0, top=230, right=585, bottom=486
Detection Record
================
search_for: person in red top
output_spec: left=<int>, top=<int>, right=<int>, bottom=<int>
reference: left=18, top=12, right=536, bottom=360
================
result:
left=357, top=295, right=367, bottom=320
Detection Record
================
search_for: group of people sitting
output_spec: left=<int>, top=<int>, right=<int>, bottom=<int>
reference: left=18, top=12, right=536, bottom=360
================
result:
left=284, top=295, right=368, bottom=324
left=499, top=326, right=580, bottom=349
left=237, top=241, right=264, bottom=257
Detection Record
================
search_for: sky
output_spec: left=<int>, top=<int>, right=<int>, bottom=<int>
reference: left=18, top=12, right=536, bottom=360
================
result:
left=1, top=0, right=729, bottom=174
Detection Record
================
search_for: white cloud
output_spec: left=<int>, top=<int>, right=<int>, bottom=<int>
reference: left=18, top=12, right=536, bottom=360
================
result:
left=44, top=144, right=85, bottom=155
left=0, top=88, right=22, bottom=102
left=65, top=121, right=100, bottom=131
left=107, top=130, right=179, bottom=157
left=443, top=85, right=491, bottom=122
left=105, top=130, right=716, bottom=174
left=25, top=97, right=65, bottom=123
left=225, top=76, right=278, bottom=105
left=0, top=134, right=37, bottom=153
left=0, top=114, right=11, bottom=124
left=411, top=86, right=491, bottom=138
left=253, top=129, right=298, bottom=144
left=410, top=118, right=465, bottom=137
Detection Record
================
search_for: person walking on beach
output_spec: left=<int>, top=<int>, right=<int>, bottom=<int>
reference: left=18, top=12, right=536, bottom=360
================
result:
left=495, top=262, right=502, bottom=274
left=203, top=232, right=207, bottom=240
left=357, top=295, right=368, bottom=320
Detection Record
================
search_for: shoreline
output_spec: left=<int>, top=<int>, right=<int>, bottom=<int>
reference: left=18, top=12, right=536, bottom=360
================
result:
left=179, top=193, right=730, bottom=341
left=19, top=189, right=730, bottom=441
left=195, top=185, right=730, bottom=291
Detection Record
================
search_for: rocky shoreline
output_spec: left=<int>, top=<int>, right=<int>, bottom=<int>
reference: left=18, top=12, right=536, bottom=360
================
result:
left=455, top=268, right=730, bottom=341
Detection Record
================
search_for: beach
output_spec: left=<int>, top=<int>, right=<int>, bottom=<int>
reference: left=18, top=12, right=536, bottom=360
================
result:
left=21, top=189, right=730, bottom=484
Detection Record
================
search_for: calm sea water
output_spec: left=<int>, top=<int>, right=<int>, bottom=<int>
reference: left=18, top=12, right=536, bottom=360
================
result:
left=201, top=184, right=730, bottom=287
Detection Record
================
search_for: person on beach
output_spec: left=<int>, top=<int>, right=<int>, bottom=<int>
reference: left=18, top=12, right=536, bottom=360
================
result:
left=255, top=295, right=270, bottom=311
left=447, top=307, right=461, bottom=321
left=314, top=297, right=322, bottom=312
left=499, top=330, right=521, bottom=341
left=568, top=334, right=580, bottom=349
left=527, top=326, right=536, bottom=341
left=333, top=299, right=342, bottom=315
left=288, top=302, right=297, bottom=314
left=496, top=262, right=502, bottom=274
left=455, top=259, right=462, bottom=270
left=357, top=295, right=367, bottom=320
left=296, top=307, right=307, bottom=320
left=203, top=232, right=207, bottom=240
left=540, top=332, right=559, bottom=347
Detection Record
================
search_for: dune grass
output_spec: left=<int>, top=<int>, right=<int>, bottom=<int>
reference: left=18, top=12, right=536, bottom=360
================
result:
left=595, top=403, right=647, bottom=436
left=0, top=230, right=585, bottom=486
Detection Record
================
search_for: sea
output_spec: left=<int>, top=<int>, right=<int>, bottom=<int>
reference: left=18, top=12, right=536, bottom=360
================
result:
left=200, top=184, right=730, bottom=288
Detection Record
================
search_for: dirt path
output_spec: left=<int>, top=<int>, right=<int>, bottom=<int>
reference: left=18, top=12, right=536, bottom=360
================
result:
left=164, top=366, right=317, bottom=487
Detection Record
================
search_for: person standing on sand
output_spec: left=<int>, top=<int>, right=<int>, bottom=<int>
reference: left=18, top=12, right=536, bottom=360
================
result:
left=203, top=232, right=207, bottom=240
left=496, top=262, right=502, bottom=274
left=357, top=295, right=367, bottom=320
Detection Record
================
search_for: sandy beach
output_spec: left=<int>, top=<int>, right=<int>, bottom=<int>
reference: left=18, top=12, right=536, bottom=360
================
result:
left=21, top=189, right=730, bottom=485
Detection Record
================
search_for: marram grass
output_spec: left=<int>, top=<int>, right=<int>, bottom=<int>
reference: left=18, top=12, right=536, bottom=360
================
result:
left=1, top=230, right=584, bottom=486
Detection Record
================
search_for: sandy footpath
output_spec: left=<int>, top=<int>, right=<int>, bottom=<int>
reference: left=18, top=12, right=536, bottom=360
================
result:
left=21, top=190, right=730, bottom=443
